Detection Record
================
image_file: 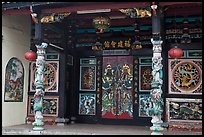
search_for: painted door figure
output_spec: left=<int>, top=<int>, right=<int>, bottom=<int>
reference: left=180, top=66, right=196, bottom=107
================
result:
left=102, top=56, right=133, bottom=119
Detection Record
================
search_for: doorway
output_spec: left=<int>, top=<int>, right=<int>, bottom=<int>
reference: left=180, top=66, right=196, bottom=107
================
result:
left=102, top=56, right=133, bottom=119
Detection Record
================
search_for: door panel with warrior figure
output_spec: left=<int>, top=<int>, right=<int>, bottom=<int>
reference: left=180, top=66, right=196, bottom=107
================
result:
left=102, top=56, right=133, bottom=119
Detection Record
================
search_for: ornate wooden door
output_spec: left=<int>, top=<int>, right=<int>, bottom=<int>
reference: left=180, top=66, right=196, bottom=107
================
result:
left=102, top=56, right=133, bottom=119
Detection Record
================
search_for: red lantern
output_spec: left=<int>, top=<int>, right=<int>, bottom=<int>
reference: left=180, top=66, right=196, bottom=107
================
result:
left=168, top=47, right=183, bottom=59
left=24, top=51, right=37, bottom=61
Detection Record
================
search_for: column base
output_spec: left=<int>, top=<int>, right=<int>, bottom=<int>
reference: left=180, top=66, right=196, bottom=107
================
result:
left=32, top=120, right=44, bottom=131
left=55, top=118, right=69, bottom=126
left=33, top=126, right=44, bottom=131
left=150, top=124, right=165, bottom=135
left=70, top=117, right=77, bottom=124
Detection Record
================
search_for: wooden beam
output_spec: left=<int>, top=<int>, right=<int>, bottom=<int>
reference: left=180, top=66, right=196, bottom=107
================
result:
left=159, top=2, right=202, bottom=6
left=68, top=10, right=126, bottom=19
left=41, top=2, right=202, bottom=14
left=41, top=2, right=151, bottom=14
left=2, top=9, right=31, bottom=15
left=2, top=2, right=201, bottom=15
left=2, top=2, right=66, bottom=10
left=165, top=5, right=202, bottom=17
left=2, top=2, right=201, bottom=16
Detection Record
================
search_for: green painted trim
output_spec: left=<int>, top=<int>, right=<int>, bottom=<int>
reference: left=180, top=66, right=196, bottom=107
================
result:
left=140, top=26, right=152, bottom=30
left=45, top=53, right=59, bottom=60
left=186, top=50, right=202, bottom=58
left=139, top=57, right=152, bottom=64
left=80, top=58, right=97, bottom=65
left=76, top=26, right=152, bottom=33
left=165, top=16, right=202, bottom=23
left=76, top=43, right=94, bottom=47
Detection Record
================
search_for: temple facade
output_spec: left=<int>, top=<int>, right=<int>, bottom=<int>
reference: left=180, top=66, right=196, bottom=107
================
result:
left=2, top=2, right=202, bottom=133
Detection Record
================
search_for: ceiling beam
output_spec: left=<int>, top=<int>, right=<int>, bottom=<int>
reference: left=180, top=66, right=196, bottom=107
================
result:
left=159, top=2, right=202, bottom=6
left=164, top=5, right=202, bottom=17
left=41, top=2, right=151, bottom=14
left=2, top=2, right=67, bottom=10
left=68, top=10, right=126, bottom=19
left=2, top=2, right=201, bottom=15
left=2, top=9, right=31, bottom=15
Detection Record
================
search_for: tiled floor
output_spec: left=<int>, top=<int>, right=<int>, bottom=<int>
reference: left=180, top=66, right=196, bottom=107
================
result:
left=2, top=123, right=202, bottom=135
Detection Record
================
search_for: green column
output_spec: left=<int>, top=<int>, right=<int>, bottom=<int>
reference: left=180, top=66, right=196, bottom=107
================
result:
left=32, top=42, right=48, bottom=131
left=150, top=2, right=165, bottom=135
left=150, top=38, right=164, bottom=135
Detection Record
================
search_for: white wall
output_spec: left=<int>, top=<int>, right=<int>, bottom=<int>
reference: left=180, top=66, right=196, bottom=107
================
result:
left=2, top=14, right=31, bottom=127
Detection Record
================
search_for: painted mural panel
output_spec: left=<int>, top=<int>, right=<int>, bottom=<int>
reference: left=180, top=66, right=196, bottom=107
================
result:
left=79, top=66, right=96, bottom=91
left=30, top=61, right=59, bottom=92
left=4, top=57, right=24, bottom=102
left=139, top=94, right=153, bottom=117
left=28, top=96, right=59, bottom=117
left=139, top=65, right=153, bottom=92
left=101, top=56, right=117, bottom=118
left=168, top=59, right=202, bottom=95
left=79, top=58, right=96, bottom=91
left=166, top=98, right=202, bottom=123
left=102, top=56, right=133, bottom=119
left=79, top=93, right=96, bottom=115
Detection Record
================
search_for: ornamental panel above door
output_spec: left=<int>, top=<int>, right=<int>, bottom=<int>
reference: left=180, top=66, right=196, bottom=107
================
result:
left=102, top=56, right=133, bottom=119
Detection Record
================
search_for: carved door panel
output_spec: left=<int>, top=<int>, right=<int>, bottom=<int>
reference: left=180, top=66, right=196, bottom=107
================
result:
left=101, top=56, right=133, bottom=119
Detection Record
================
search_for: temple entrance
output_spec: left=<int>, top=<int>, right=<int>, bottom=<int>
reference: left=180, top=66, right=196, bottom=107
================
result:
left=77, top=56, right=153, bottom=125
left=102, top=56, right=133, bottom=119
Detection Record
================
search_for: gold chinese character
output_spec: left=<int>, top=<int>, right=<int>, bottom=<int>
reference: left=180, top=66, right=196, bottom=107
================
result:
left=118, top=40, right=123, bottom=48
left=124, top=39, right=131, bottom=48
left=111, top=41, right=116, bottom=48
left=104, top=41, right=110, bottom=48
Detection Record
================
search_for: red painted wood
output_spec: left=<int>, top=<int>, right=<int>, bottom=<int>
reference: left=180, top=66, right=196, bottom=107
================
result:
left=2, top=9, right=31, bottom=15
left=2, top=2, right=201, bottom=16
left=102, top=112, right=116, bottom=119
left=117, top=112, right=133, bottom=119
left=41, top=2, right=150, bottom=14
left=165, top=6, right=202, bottom=17
left=159, top=2, right=202, bottom=6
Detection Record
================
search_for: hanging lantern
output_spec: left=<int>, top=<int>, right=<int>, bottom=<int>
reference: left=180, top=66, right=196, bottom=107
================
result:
left=24, top=51, right=37, bottom=61
left=168, top=46, right=183, bottom=59
left=93, top=15, right=110, bottom=34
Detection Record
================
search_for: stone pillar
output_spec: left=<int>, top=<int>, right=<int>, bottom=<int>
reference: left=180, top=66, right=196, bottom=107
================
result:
left=150, top=37, right=164, bottom=135
left=150, top=2, right=165, bottom=135
left=32, top=42, right=48, bottom=131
